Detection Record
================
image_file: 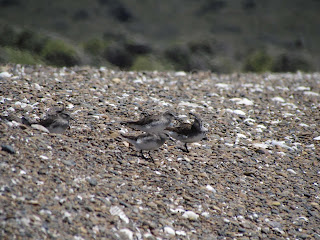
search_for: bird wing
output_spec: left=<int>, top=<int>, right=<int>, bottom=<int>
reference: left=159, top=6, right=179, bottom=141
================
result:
left=166, top=123, right=192, bottom=135
left=38, top=118, right=55, bottom=128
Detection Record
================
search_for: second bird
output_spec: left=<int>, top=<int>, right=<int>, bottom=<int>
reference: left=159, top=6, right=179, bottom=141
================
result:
left=121, top=111, right=176, bottom=133
left=165, top=112, right=207, bottom=152
left=120, top=133, right=168, bottom=161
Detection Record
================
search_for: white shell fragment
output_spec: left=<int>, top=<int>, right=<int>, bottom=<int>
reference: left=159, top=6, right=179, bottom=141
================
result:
left=110, top=206, right=129, bottom=224
left=182, top=211, right=199, bottom=220
left=164, top=226, right=176, bottom=235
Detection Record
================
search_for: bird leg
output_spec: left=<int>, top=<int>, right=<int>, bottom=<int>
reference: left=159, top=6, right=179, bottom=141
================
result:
left=178, top=143, right=189, bottom=152
left=184, top=143, right=189, bottom=153
left=140, top=150, right=148, bottom=159
left=178, top=143, right=189, bottom=153
left=140, top=150, right=154, bottom=162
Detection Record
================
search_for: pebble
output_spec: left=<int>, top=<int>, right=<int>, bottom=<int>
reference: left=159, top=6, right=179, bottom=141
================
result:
left=0, top=71, right=11, bottom=78
left=119, top=228, right=134, bottom=240
left=182, top=211, right=199, bottom=220
left=87, top=177, right=98, bottom=186
left=62, top=160, right=76, bottom=166
left=164, top=226, right=175, bottom=235
left=1, top=144, right=16, bottom=154
left=1, top=65, right=319, bottom=239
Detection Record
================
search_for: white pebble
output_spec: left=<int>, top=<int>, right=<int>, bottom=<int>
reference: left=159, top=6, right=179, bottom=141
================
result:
left=66, top=103, right=74, bottom=109
left=236, top=133, right=247, bottom=139
left=272, top=97, right=285, bottom=102
left=304, top=91, right=320, bottom=96
left=119, top=228, right=133, bottom=240
left=313, top=136, right=320, bottom=140
left=170, top=206, right=185, bottom=214
left=32, top=83, right=42, bottom=91
left=287, top=169, right=297, bottom=174
left=206, top=185, right=216, bottom=193
left=0, top=72, right=11, bottom=78
left=92, top=226, right=99, bottom=235
left=294, top=86, right=310, bottom=91
left=201, top=212, right=210, bottom=218
left=175, top=71, right=186, bottom=76
left=110, top=206, right=129, bottom=224
left=253, top=143, right=269, bottom=149
left=233, top=109, right=246, bottom=116
left=216, top=83, right=230, bottom=90
left=230, top=98, right=254, bottom=105
left=297, top=216, right=308, bottom=222
left=182, top=211, right=199, bottom=220
left=244, top=118, right=256, bottom=125
left=164, top=226, right=175, bottom=235
left=176, top=230, right=187, bottom=236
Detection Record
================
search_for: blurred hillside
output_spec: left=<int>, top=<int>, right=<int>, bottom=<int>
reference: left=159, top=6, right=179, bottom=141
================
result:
left=0, top=0, right=319, bottom=72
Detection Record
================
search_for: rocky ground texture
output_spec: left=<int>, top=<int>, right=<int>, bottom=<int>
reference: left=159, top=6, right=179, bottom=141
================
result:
left=1, top=65, right=320, bottom=239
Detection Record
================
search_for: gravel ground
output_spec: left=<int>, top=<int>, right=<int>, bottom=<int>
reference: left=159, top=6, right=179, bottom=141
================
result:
left=1, top=65, right=320, bottom=239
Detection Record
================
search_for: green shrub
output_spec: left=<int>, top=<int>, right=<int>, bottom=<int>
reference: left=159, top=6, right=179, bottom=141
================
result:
left=103, top=42, right=133, bottom=68
left=16, top=29, right=48, bottom=54
left=3, top=47, right=43, bottom=65
left=164, top=44, right=191, bottom=71
left=130, top=55, right=173, bottom=71
left=0, top=25, right=19, bottom=47
left=0, top=47, right=8, bottom=63
left=41, top=39, right=80, bottom=67
left=243, top=50, right=273, bottom=72
left=83, top=38, right=107, bottom=56
left=272, top=53, right=313, bottom=72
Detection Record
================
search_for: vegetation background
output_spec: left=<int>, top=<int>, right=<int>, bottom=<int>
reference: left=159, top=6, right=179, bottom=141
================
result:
left=0, top=0, right=319, bottom=72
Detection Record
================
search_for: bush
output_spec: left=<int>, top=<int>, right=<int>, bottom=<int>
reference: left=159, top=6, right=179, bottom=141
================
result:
left=3, top=47, right=43, bottom=65
left=243, top=50, right=273, bottom=72
left=41, top=39, right=80, bottom=67
left=272, top=53, right=313, bottom=72
left=83, top=38, right=107, bottom=56
left=0, top=47, right=8, bottom=63
left=188, top=40, right=215, bottom=54
left=125, top=40, right=152, bottom=55
left=16, top=29, right=48, bottom=54
left=130, top=55, right=172, bottom=71
left=0, top=25, right=18, bottom=47
left=164, top=44, right=192, bottom=71
left=103, top=42, right=133, bottom=68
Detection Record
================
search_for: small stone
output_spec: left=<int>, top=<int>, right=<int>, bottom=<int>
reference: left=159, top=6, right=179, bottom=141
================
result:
left=112, top=78, right=121, bottom=83
left=182, top=211, right=199, bottom=220
left=164, top=226, right=175, bottom=235
left=268, top=201, right=281, bottom=206
left=119, top=228, right=133, bottom=240
left=206, top=185, right=216, bottom=193
left=38, top=168, right=48, bottom=175
left=87, top=177, right=98, bottom=186
left=62, top=160, right=76, bottom=166
left=0, top=71, right=11, bottom=78
left=1, top=144, right=16, bottom=154
left=310, top=202, right=319, bottom=208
